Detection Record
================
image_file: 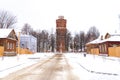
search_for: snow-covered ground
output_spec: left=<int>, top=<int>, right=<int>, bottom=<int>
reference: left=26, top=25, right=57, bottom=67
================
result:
left=0, top=52, right=120, bottom=80
left=65, top=53, right=120, bottom=80
left=0, top=53, right=54, bottom=78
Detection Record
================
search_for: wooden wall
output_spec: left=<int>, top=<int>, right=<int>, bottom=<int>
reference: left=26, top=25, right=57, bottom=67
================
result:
left=91, top=48, right=99, bottom=55
left=16, top=48, right=33, bottom=54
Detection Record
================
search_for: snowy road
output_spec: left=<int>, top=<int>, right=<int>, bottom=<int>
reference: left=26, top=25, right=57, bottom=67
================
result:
left=0, top=54, right=79, bottom=80
left=1, top=53, right=120, bottom=80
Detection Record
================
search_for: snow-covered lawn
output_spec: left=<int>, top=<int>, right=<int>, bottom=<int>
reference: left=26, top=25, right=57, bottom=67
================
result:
left=65, top=53, right=120, bottom=80
left=0, top=52, right=120, bottom=80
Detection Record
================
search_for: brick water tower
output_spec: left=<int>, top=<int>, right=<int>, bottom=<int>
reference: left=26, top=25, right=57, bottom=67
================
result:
left=56, top=16, right=67, bottom=52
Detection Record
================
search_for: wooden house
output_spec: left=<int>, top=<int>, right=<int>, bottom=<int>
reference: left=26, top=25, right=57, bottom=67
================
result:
left=86, top=32, right=120, bottom=57
left=0, top=29, right=18, bottom=56
left=99, top=34, right=120, bottom=56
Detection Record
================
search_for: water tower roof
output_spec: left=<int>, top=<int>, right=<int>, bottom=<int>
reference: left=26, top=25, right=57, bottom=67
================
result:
left=58, top=16, right=64, bottom=19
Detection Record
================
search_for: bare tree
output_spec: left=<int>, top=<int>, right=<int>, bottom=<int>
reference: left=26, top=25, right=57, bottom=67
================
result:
left=0, top=10, right=17, bottom=28
left=35, top=30, right=50, bottom=52
left=86, top=26, right=100, bottom=43
left=65, top=30, right=72, bottom=51
left=79, top=31, right=86, bottom=52
left=21, top=23, right=32, bottom=35
left=50, top=33, right=55, bottom=52
left=37, top=30, right=49, bottom=52
left=29, top=29, right=37, bottom=37
left=36, top=30, right=41, bottom=52
left=74, top=34, right=80, bottom=52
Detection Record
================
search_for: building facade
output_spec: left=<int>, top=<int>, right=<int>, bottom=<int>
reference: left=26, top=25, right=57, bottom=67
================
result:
left=56, top=16, right=67, bottom=52
left=20, top=34, right=37, bottom=52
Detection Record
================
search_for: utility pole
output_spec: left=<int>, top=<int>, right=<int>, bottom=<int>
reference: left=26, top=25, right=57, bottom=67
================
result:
left=17, top=32, right=20, bottom=60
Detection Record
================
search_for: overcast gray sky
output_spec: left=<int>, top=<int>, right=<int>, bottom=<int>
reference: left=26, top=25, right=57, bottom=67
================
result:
left=0, top=0, right=120, bottom=35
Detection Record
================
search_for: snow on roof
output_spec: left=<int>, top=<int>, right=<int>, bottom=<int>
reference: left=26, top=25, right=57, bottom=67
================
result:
left=87, top=32, right=120, bottom=45
left=99, top=36, right=120, bottom=43
left=110, top=33, right=120, bottom=36
left=20, top=34, right=36, bottom=39
left=20, top=34, right=33, bottom=37
left=86, top=34, right=120, bottom=45
left=20, top=34, right=30, bottom=37
left=0, top=29, right=13, bottom=38
left=100, top=32, right=120, bottom=39
left=86, top=38, right=101, bottom=45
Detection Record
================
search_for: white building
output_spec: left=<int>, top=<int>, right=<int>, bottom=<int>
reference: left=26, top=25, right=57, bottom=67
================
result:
left=20, top=34, right=37, bottom=52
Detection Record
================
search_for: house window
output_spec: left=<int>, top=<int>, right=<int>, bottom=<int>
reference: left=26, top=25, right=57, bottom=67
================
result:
left=7, top=42, right=14, bottom=50
left=10, top=43, right=12, bottom=49
left=102, top=44, right=105, bottom=53
left=0, top=42, right=3, bottom=46
left=7, top=42, right=9, bottom=49
left=104, top=44, right=107, bottom=52
left=99, top=45, right=102, bottom=53
left=100, top=44, right=105, bottom=53
left=13, top=43, right=14, bottom=49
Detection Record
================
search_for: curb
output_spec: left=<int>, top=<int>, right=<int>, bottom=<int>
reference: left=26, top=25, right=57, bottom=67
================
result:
left=77, top=62, right=118, bottom=76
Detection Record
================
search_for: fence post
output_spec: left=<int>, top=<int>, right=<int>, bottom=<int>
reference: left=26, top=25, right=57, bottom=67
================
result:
left=17, top=32, right=20, bottom=60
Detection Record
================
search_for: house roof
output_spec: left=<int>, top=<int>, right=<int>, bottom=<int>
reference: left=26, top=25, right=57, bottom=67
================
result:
left=86, top=38, right=101, bottom=45
left=0, top=29, right=14, bottom=38
left=86, top=33, right=120, bottom=45
left=20, top=34, right=36, bottom=40
left=110, top=33, right=120, bottom=36
left=99, top=36, right=120, bottom=43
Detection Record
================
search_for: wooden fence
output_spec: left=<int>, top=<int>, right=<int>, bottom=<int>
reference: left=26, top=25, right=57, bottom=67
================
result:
left=16, top=48, right=33, bottom=54
left=0, top=46, right=4, bottom=56
left=108, top=47, right=120, bottom=57
left=0, top=47, right=33, bottom=56
left=88, top=47, right=120, bottom=57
